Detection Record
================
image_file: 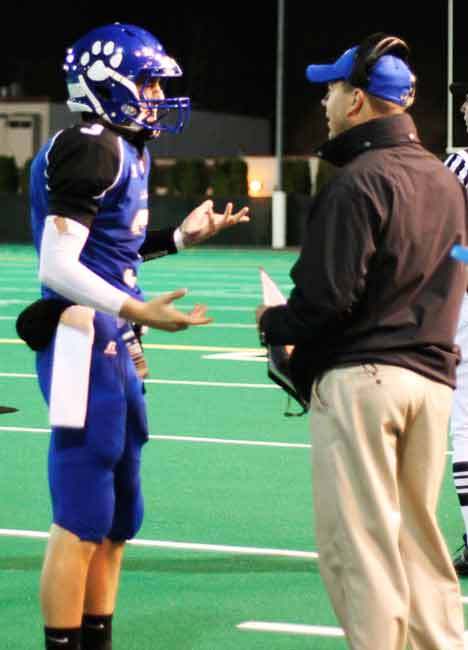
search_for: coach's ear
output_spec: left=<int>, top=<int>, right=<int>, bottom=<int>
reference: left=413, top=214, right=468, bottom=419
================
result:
left=15, top=298, right=71, bottom=351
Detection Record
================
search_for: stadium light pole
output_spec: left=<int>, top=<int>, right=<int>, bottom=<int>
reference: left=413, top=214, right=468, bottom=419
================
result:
left=272, top=0, right=286, bottom=249
left=447, top=0, right=454, bottom=153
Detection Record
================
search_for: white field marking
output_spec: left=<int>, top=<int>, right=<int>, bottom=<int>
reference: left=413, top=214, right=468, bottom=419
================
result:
left=142, top=265, right=293, bottom=272
left=0, top=426, right=309, bottom=450
left=0, top=528, right=318, bottom=560
left=0, top=339, right=262, bottom=353
left=0, top=303, right=254, bottom=312
left=0, top=425, right=452, bottom=455
left=0, top=426, right=49, bottom=433
left=237, top=622, right=468, bottom=639
left=145, top=291, right=261, bottom=299
left=0, top=299, right=30, bottom=305
left=0, top=372, right=36, bottom=377
left=237, top=621, right=345, bottom=637
left=207, top=323, right=255, bottom=329
left=148, top=434, right=310, bottom=449
left=140, top=268, right=289, bottom=277
left=0, top=317, right=255, bottom=328
left=0, top=279, right=285, bottom=292
left=203, top=351, right=267, bottom=362
left=145, top=379, right=276, bottom=389
left=0, top=288, right=38, bottom=293
left=0, top=372, right=276, bottom=389
left=197, top=305, right=255, bottom=312
left=141, top=279, right=268, bottom=286
left=142, top=343, right=261, bottom=353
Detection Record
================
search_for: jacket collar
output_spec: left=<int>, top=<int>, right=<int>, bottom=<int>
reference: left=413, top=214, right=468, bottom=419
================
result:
left=315, top=113, right=420, bottom=168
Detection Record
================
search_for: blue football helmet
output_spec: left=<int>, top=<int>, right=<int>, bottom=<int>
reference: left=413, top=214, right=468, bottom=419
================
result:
left=63, top=23, right=190, bottom=135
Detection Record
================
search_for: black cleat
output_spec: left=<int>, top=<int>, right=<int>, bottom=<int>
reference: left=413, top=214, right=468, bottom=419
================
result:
left=0, top=406, right=18, bottom=414
left=453, top=534, right=468, bottom=576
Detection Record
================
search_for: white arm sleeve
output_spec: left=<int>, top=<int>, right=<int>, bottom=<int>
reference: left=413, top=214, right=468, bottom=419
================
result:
left=39, top=216, right=129, bottom=316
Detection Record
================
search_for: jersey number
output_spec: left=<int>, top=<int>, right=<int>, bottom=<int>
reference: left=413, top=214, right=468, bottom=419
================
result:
left=131, top=209, right=149, bottom=236
left=80, top=124, right=105, bottom=136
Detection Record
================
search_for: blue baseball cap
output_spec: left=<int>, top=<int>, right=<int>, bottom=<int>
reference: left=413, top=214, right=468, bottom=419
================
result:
left=306, top=46, right=415, bottom=107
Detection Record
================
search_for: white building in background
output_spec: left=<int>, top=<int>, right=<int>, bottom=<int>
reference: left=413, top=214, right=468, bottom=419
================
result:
left=0, top=101, right=50, bottom=167
left=0, top=98, right=271, bottom=167
left=0, top=98, right=318, bottom=197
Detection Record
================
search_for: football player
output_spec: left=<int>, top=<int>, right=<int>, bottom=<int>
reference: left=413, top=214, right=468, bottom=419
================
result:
left=21, top=23, right=249, bottom=650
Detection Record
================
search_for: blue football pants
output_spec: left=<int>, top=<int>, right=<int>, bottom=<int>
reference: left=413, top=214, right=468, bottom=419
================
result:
left=36, top=313, right=149, bottom=542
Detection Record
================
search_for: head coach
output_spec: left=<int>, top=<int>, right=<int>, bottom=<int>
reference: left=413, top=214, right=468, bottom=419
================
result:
left=256, top=33, right=468, bottom=650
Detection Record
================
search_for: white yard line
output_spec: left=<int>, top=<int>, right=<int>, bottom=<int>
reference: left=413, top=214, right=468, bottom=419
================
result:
left=0, top=287, right=264, bottom=298
left=145, top=379, right=275, bottom=388
left=0, top=528, right=318, bottom=560
left=237, top=621, right=345, bottom=637
left=207, top=323, right=255, bottom=329
left=237, top=621, right=468, bottom=640
left=0, top=339, right=263, bottom=353
left=0, top=318, right=255, bottom=327
left=150, top=434, right=308, bottom=448
left=0, top=372, right=275, bottom=389
left=0, top=302, right=256, bottom=312
left=144, top=290, right=261, bottom=299
left=0, top=426, right=309, bottom=449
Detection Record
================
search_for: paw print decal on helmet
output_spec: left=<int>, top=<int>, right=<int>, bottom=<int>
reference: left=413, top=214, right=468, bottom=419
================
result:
left=63, top=23, right=190, bottom=135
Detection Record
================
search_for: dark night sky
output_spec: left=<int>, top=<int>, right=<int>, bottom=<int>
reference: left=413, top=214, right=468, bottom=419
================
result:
left=1, top=1, right=467, bottom=154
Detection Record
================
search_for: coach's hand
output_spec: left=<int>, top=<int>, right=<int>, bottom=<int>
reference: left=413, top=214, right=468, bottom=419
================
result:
left=180, top=200, right=249, bottom=247
left=120, top=290, right=212, bottom=331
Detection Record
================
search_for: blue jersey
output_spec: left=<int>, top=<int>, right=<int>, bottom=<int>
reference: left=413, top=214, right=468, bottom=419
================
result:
left=30, top=121, right=151, bottom=302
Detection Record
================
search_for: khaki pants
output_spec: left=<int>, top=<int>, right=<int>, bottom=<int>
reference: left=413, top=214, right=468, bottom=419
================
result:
left=310, top=364, right=465, bottom=650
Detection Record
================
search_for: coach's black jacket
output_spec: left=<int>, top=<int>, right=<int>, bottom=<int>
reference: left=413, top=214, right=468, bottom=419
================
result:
left=260, top=112, right=468, bottom=398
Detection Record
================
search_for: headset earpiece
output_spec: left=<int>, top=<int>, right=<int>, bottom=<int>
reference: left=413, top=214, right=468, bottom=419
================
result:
left=349, top=32, right=411, bottom=90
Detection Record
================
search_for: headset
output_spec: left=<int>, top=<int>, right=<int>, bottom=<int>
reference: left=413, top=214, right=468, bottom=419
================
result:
left=349, top=32, right=411, bottom=90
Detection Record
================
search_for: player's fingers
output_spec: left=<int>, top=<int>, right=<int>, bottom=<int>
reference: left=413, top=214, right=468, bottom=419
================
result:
left=189, top=303, right=208, bottom=317
left=223, top=202, right=233, bottom=218
left=188, top=303, right=212, bottom=324
left=162, top=288, right=188, bottom=303
left=232, top=206, right=250, bottom=223
left=240, top=206, right=250, bottom=220
left=200, top=199, right=214, bottom=214
left=205, top=210, right=216, bottom=233
left=189, top=314, right=213, bottom=325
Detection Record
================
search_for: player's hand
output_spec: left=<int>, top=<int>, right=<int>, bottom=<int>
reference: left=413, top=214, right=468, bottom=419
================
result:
left=180, top=200, right=250, bottom=247
left=120, top=290, right=212, bottom=331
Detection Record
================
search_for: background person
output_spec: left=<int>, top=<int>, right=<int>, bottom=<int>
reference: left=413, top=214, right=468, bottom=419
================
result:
left=445, top=83, right=468, bottom=576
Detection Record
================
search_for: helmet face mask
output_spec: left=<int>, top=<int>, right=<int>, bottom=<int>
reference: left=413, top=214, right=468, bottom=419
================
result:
left=64, top=23, right=191, bottom=135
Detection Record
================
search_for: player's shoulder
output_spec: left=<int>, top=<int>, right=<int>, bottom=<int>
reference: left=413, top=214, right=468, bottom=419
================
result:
left=47, top=122, right=123, bottom=181
left=51, top=122, right=121, bottom=160
left=46, top=122, right=123, bottom=191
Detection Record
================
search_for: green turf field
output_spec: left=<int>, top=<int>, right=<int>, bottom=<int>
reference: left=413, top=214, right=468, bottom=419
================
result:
left=0, top=244, right=466, bottom=649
